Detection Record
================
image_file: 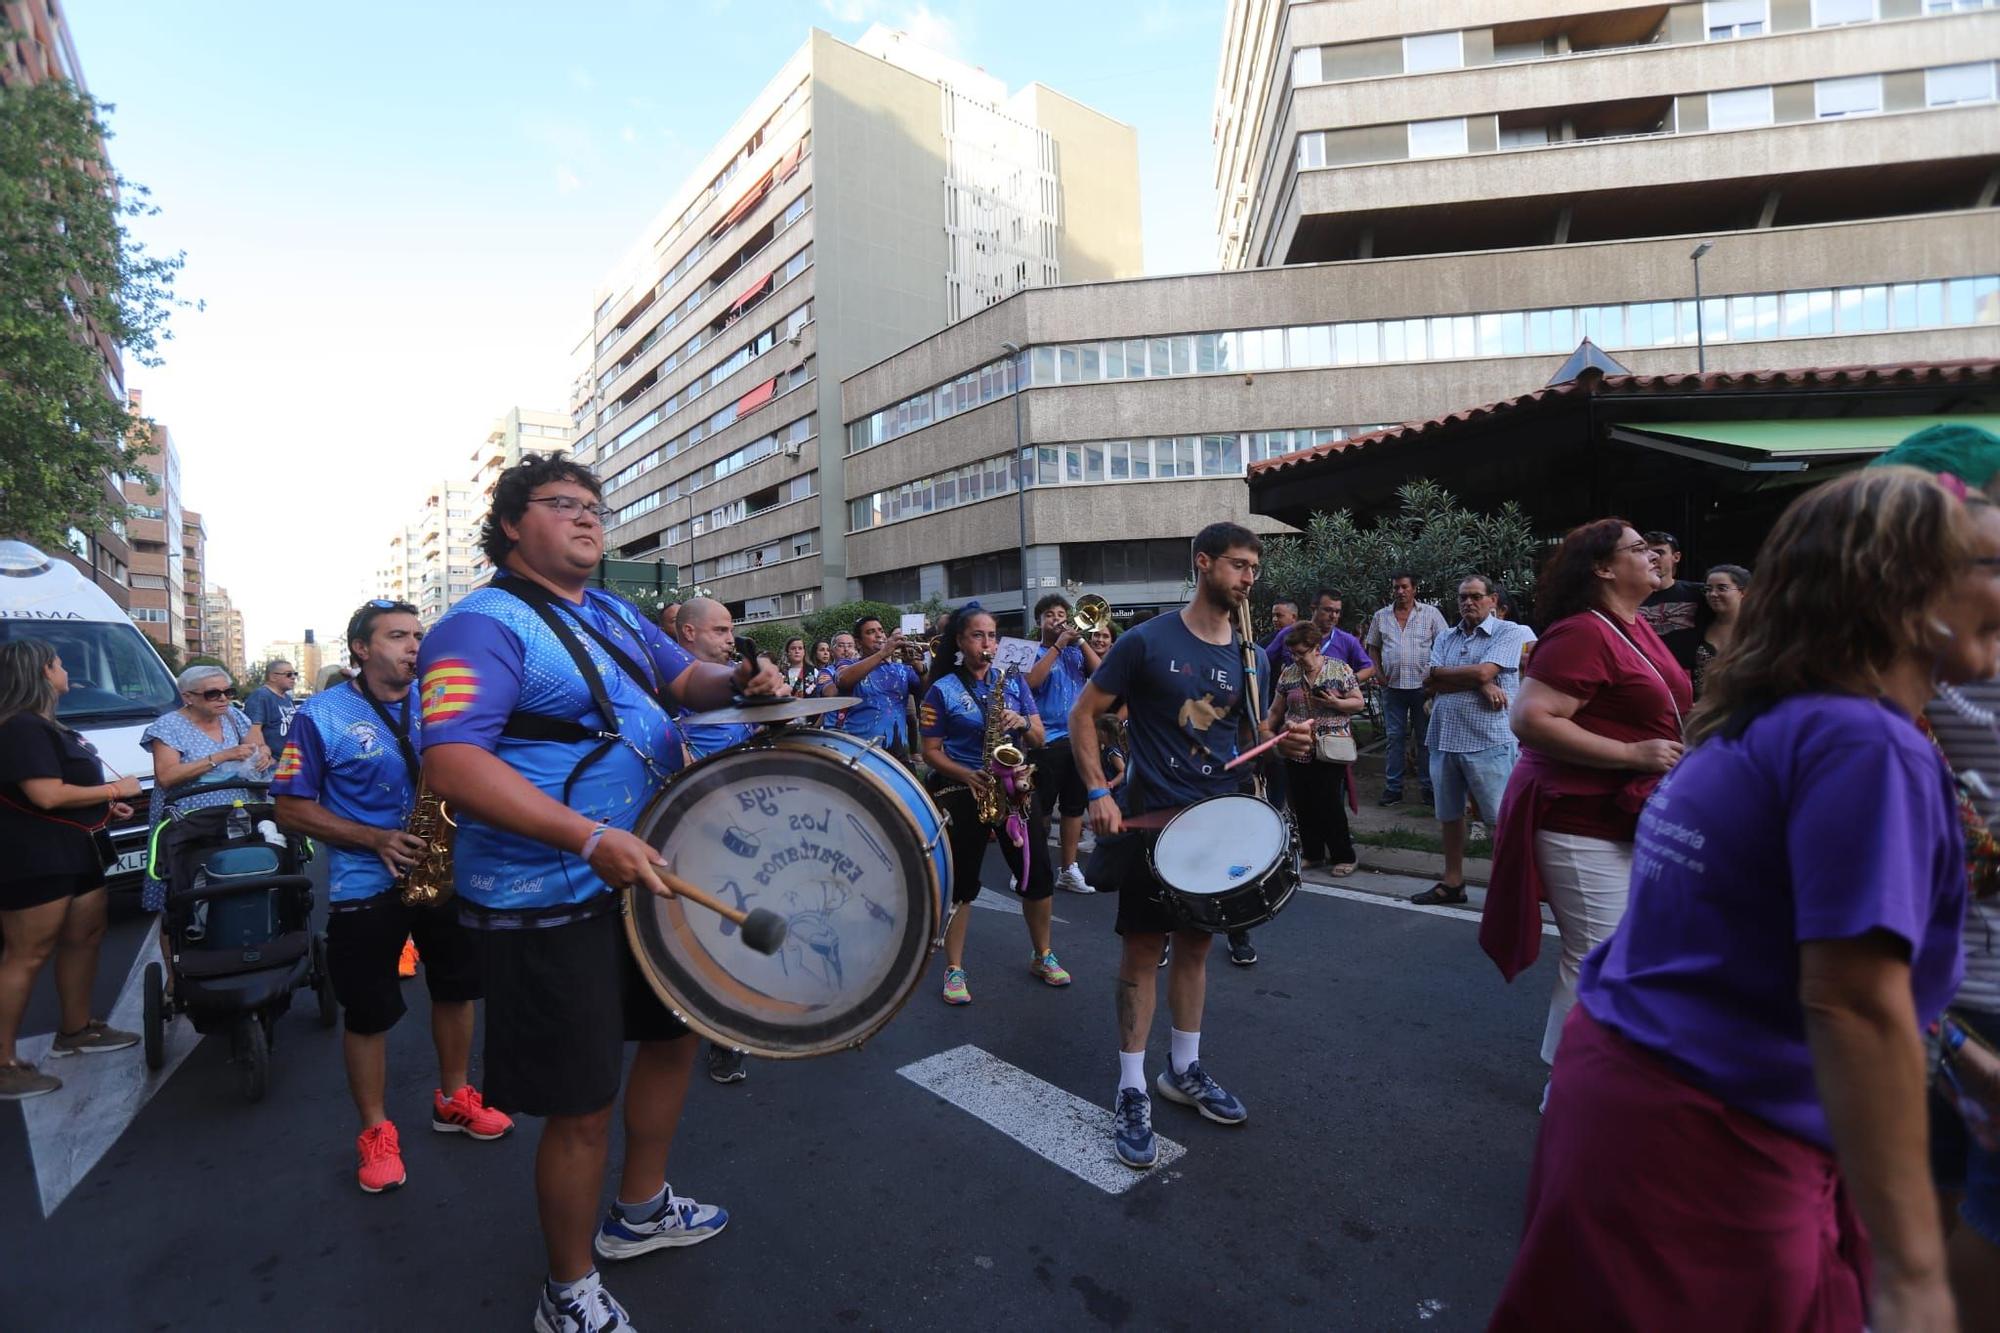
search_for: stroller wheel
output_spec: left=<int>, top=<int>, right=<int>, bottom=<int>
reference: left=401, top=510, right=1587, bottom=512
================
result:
left=236, top=1015, right=269, bottom=1103
left=312, top=933, right=337, bottom=1029
left=142, top=963, right=165, bottom=1072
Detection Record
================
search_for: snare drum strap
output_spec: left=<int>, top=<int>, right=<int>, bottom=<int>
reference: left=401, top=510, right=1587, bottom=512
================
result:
left=492, top=581, right=642, bottom=805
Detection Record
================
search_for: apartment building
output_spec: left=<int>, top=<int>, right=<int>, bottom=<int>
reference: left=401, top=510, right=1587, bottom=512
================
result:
left=4, top=0, right=134, bottom=607
left=584, top=25, right=1141, bottom=625
left=202, top=584, right=246, bottom=678
left=407, top=481, right=481, bottom=625
left=181, top=509, right=205, bottom=656
left=468, top=406, right=570, bottom=585
left=120, top=414, right=184, bottom=654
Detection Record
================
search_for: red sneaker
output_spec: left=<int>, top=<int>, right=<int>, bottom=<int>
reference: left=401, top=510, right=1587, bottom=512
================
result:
left=432, top=1084, right=513, bottom=1141
left=356, top=1121, right=406, bottom=1193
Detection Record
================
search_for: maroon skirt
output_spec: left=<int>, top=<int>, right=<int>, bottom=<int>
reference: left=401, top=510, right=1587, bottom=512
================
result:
left=1489, top=1008, right=1871, bottom=1333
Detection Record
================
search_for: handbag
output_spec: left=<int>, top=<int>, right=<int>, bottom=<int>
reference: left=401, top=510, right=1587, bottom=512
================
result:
left=1314, top=732, right=1357, bottom=764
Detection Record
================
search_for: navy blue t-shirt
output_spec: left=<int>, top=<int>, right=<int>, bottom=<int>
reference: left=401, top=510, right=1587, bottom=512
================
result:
left=1089, top=611, right=1260, bottom=816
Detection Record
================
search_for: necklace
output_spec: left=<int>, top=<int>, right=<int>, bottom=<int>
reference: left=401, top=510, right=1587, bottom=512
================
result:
left=1936, top=680, right=1999, bottom=730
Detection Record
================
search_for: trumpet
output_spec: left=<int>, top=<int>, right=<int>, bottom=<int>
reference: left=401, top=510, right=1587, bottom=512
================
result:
left=1072, top=594, right=1112, bottom=636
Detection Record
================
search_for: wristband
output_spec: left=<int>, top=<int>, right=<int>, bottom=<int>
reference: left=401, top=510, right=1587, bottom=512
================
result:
left=580, top=824, right=610, bottom=860
left=1086, top=786, right=1111, bottom=802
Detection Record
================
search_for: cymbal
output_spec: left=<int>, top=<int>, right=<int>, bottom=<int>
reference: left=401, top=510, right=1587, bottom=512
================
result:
left=684, top=696, right=858, bottom=725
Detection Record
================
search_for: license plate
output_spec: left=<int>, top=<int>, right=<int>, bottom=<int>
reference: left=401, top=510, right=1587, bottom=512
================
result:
left=111, top=849, right=148, bottom=876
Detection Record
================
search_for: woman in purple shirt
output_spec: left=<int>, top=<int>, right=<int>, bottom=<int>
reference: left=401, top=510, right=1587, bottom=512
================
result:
left=1492, top=467, right=2000, bottom=1333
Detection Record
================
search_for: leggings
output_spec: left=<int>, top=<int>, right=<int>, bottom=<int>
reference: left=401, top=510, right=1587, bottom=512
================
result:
left=928, top=776, right=1053, bottom=903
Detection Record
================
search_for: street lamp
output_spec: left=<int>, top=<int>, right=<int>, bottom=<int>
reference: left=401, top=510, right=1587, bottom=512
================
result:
left=1689, top=241, right=1714, bottom=373
left=1001, top=339, right=1030, bottom=631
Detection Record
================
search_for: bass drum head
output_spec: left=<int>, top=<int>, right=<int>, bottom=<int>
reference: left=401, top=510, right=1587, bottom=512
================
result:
left=1153, top=795, right=1288, bottom=896
left=627, top=743, right=940, bottom=1058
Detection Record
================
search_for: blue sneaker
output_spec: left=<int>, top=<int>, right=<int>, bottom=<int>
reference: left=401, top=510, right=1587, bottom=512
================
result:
left=533, top=1271, right=631, bottom=1333
left=594, top=1186, right=729, bottom=1261
left=1154, top=1060, right=1248, bottom=1125
left=1112, top=1087, right=1157, bottom=1169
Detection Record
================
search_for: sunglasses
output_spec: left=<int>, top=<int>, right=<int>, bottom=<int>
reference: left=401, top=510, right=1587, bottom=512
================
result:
left=189, top=688, right=232, bottom=701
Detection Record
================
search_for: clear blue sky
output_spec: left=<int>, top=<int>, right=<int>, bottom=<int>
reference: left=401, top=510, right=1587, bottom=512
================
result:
left=63, top=0, right=1225, bottom=654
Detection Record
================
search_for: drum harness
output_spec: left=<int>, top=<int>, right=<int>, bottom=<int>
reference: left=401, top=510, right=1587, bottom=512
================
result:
left=471, top=581, right=680, bottom=922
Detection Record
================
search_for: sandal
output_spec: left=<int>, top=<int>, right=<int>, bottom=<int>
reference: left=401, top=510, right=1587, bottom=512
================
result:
left=1409, top=883, right=1468, bottom=906
left=1329, top=863, right=1357, bottom=877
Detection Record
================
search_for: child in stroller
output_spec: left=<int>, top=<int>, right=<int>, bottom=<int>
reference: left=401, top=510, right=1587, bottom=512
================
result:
left=142, top=775, right=334, bottom=1101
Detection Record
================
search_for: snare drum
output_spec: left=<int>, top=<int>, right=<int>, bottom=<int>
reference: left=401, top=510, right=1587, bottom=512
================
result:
left=625, top=730, right=949, bottom=1058
left=1148, top=794, right=1299, bottom=933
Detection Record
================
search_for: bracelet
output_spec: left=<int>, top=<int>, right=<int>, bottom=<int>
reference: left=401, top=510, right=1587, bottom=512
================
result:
left=1086, top=786, right=1111, bottom=801
left=580, top=824, right=610, bottom=860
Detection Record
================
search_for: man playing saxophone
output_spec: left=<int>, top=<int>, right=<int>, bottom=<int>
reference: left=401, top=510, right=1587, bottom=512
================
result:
left=917, top=601, right=1069, bottom=1007
left=274, top=598, right=511, bottom=1197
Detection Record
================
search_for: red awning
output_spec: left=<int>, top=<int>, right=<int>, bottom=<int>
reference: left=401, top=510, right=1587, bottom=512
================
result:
left=735, top=377, right=777, bottom=416
left=775, top=139, right=804, bottom=181
left=711, top=169, right=773, bottom=238
left=728, top=272, right=772, bottom=314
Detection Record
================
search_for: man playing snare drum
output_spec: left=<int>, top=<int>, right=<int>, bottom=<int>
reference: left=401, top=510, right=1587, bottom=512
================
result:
left=418, top=454, right=784, bottom=1333
left=1068, top=522, right=1312, bottom=1171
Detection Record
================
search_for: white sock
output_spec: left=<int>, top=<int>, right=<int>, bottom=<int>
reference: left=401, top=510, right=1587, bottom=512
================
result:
left=614, top=1183, right=665, bottom=1220
left=1118, top=1050, right=1146, bottom=1094
left=1170, top=1028, right=1200, bottom=1075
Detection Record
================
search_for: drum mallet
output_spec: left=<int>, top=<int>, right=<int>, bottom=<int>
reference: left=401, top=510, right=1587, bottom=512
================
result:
left=652, top=865, right=789, bottom=955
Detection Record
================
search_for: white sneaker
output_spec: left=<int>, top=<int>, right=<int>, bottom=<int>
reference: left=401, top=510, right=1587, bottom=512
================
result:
left=534, top=1271, right=633, bottom=1333
left=1056, top=863, right=1096, bottom=894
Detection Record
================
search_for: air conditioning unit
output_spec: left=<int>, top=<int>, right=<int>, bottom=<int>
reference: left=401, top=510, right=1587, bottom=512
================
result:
left=783, top=440, right=804, bottom=459
left=786, top=330, right=803, bottom=346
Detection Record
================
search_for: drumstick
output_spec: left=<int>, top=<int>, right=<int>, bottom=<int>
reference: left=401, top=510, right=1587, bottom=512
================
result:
left=1225, top=731, right=1285, bottom=771
left=653, top=865, right=788, bottom=955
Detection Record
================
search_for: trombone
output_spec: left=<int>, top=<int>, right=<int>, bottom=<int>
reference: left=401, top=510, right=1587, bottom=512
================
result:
left=1071, top=594, right=1112, bottom=636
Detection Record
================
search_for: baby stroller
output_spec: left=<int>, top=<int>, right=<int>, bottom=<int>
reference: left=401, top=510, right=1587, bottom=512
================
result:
left=141, top=775, right=335, bottom=1102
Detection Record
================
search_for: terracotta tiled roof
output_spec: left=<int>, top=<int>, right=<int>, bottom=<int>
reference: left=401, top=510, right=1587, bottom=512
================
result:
left=1245, top=358, right=2000, bottom=479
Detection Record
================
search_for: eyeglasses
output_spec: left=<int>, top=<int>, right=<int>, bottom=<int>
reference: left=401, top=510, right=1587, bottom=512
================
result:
left=1458, top=592, right=1492, bottom=601
left=526, top=495, right=612, bottom=524
left=189, top=688, right=231, bottom=701
left=1216, top=556, right=1260, bottom=575
left=1614, top=540, right=1653, bottom=556
left=270, top=671, right=297, bottom=677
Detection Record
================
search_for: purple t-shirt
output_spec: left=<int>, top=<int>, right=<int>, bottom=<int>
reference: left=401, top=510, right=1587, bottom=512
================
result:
left=1579, top=694, right=1966, bottom=1149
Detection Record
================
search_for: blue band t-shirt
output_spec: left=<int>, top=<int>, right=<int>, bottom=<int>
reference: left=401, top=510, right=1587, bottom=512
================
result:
left=272, top=682, right=420, bottom=904
left=920, top=670, right=1036, bottom=769
left=1030, top=644, right=1087, bottom=743
left=1089, top=611, right=1259, bottom=816
left=416, top=578, right=693, bottom=913
left=838, top=659, right=920, bottom=746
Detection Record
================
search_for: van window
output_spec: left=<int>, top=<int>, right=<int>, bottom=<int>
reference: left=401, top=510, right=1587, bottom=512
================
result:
left=0, top=621, right=180, bottom=725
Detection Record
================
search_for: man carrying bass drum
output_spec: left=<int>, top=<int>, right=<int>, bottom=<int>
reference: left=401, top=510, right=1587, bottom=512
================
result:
left=1068, top=522, right=1313, bottom=1171
left=417, top=454, right=784, bottom=1333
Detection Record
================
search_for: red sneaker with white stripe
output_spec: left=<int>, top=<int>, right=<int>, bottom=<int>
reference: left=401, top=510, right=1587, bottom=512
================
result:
left=432, top=1084, right=513, bottom=1140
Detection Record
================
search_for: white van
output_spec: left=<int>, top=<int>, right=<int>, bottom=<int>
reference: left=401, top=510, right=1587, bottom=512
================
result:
left=0, top=540, right=183, bottom=891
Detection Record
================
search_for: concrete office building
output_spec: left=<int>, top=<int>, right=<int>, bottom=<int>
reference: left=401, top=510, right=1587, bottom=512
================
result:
left=468, top=406, right=570, bottom=585
left=4, top=0, right=134, bottom=607
left=835, top=1, right=1995, bottom=626
left=584, top=25, right=1141, bottom=624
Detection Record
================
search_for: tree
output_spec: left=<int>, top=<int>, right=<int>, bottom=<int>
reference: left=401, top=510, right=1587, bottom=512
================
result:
left=801, top=599, right=902, bottom=649
left=150, top=639, right=182, bottom=675
left=0, top=77, right=192, bottom=548
left=1258, top=480, right=1542, bottom=631
left=239, top=658, right=270, bottom=700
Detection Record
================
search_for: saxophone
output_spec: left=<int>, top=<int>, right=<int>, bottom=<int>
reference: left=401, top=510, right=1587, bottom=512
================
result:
left=978, top=665, right=1035, bottom=848
left=395, top=778, right=457, bottom=907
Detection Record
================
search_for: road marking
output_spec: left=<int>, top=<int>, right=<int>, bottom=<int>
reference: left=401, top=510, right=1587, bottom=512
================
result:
left=18, top=920, right=202, bottom=1217
left=1297, top=882, right=1560, bottom=937
left=898, top=1044, right=1185, bottom=1194
left=965, top=888, right=1066, bottom=922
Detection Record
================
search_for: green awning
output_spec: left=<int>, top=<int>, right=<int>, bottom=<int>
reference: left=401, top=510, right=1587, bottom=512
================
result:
left=1632, top=415, right=2000, bottom=457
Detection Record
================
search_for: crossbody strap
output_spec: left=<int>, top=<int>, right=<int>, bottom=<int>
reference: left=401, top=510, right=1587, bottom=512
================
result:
left=1589, top=610, right=1682, bottom=732
left=354, top=682, right=421, bottom=785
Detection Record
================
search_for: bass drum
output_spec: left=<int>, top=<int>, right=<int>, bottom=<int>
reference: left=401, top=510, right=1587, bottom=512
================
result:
left=625, top=730, right=949, bottom=1058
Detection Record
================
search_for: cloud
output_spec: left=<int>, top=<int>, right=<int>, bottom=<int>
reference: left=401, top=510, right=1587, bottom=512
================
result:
left=620, top=125, right=637, bottom=144
left=901, top=4, right=961, bottom=57
left=568, top=66, right=595, bottom=91
left=818, top=0, right=885, bottom=21
left=818, top=0, right=961, bottom=56
left=555, top=165, right=583, bottom=193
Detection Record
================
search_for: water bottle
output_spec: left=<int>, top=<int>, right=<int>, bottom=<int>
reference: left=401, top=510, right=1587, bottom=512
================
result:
left=226, top=801, right=251, bottom=842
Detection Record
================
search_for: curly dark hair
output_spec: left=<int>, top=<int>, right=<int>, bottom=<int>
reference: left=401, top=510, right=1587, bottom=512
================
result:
left=1032, top=593, right=1071, bottom=621
left=1534, top=517, right=1635, bottom=629
left=479, top=452, right=603, bottom=569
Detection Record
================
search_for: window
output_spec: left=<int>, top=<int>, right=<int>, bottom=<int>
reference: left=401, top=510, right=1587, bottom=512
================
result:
left=130, top=607, right=169, bottom=623
left=945, top=550, right=1022, bottom=599
left=1706, top=0, right=1766, bottom=37
left=1815, top=75, right=1881, bottom=118
left=1812, top=0, right=1874, bottom=22
left=1407, top=117, right=1468, bottom=158
left=1708, top=86, right=1775, bottom=129
left=1498, top=125, right=1549, bottom=149
left=860, top=568, right=920, bottom=605
left=1062, top=539, right=1192, bottom=587
left=1927, top=62, right=1998, bottom=106
left=1292, top=46, right=1321, bottom=85
left=1927, top=0, right=1997, bottom=10
left=1403, top=31, right=1463, bottom=73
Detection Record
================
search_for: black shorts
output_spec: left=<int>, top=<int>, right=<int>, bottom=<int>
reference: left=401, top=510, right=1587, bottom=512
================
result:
left=473, top=907, right=689, bottom=1118
left=927, top=774, right=1054, bottom=903
left=0, top=871, right=104, bottom=912
left=326, top=892, right=482, bottom=1036
left=1087, top=830, right=1188, bottom=938
left=1029, top=740, right=1088, bottom=819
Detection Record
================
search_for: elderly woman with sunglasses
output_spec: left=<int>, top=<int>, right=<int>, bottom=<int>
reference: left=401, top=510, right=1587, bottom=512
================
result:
left=138, top=665, right=273, bottom=911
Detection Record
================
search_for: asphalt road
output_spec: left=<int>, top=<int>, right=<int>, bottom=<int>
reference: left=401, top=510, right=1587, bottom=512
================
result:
left=3, top=850, right=1552, bottom=1331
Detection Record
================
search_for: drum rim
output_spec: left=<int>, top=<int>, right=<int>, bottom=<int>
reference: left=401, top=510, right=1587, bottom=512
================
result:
left=625, top=744, right=943, bottom=1058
